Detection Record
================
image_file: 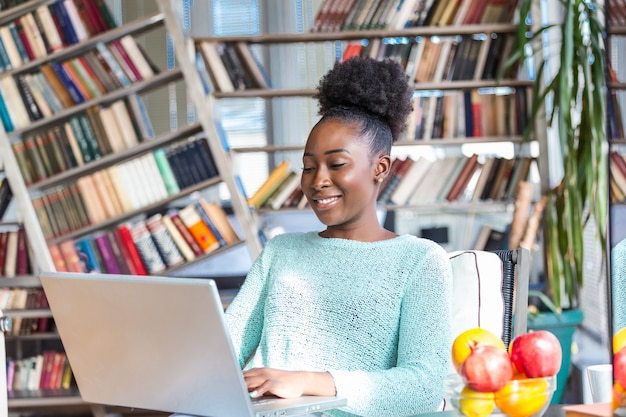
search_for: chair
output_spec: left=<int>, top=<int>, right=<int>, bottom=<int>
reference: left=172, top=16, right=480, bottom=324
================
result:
left=448, top=248, right=530, bottom=348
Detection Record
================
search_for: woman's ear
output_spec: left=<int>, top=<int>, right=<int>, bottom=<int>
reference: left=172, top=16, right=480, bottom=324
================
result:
left=375, top=155, right=392, bottom=182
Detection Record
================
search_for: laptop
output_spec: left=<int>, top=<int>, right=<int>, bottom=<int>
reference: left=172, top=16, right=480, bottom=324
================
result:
left=39, top=272, right=347, bottom=417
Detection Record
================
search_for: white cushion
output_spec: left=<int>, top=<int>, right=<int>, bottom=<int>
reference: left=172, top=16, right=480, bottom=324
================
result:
left=448, top=250, right=505, bottom=341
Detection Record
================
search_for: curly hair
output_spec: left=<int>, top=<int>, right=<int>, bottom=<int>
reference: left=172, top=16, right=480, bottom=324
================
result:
left=313, top=56, right=413, bottom=156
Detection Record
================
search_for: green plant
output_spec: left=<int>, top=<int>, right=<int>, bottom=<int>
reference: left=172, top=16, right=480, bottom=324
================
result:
left=507, top=0, right=608, bottom=310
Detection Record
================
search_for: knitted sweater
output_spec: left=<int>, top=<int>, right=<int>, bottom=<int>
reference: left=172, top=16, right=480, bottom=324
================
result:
left=225, top=232, right=453, bottom=417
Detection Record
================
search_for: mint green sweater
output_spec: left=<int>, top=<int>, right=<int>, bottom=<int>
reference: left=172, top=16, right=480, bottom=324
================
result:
left=225, top=232, right=453, bottom=417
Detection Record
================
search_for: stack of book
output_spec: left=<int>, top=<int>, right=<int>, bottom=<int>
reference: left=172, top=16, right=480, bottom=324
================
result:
left=0, top=0, right=116, bottom=73
left=7, top=351, right=73, bottom=393
left=197, top=40, right=270, bottom=93
left=246, top=160, right=305, bottom=211
left=312, top=0, right=519, bottom=32
left=403, top=89, right=527, bottom=141
left=0, top=287, right=51, bottom=336
left=30, top=137, right=219, bottom=240
left=0, top=226, right=31, bottom=278
left=11, top=97, right=155, bottom=184
left=378, top=155, right=535, bottom=206
left=48, top=199, right=240, bottom=275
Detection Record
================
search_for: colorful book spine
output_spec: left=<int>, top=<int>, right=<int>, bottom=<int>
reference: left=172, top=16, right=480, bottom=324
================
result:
left=116, top=224, right=148, bottom=275
left=93, top=232, right=120, bottom=274
left=145, top=214, right=184, bottom=268
left=129, top=220, right=166, bottom=274
left=177, top=205, right=219, bottom=253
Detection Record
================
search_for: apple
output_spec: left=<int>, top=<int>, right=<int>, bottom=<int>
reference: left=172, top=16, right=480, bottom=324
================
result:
left=509, top=331, right=562, bottom=378
left=461, top=345, right=514, bottom=392
left=614, top=346, right=626, bottom=388
left=452, top=328, right=507, bottom=373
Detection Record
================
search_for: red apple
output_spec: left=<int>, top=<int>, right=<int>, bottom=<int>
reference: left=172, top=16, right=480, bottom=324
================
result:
left=460, top=345, right=514, bottom=392
left=509, top=330, right=562, bottom=378
left=614, top=346, right=626, bottom=388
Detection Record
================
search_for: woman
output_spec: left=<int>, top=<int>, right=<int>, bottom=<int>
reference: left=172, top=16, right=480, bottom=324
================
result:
left=225, top=56, right=453, bottom=417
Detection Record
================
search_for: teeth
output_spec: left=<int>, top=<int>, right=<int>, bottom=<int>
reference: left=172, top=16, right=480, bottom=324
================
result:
left=317, top=197, right=338, bottom=204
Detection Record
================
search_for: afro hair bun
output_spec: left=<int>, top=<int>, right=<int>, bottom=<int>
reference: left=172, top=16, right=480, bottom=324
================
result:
left=314, top=56, right=413, bottom=142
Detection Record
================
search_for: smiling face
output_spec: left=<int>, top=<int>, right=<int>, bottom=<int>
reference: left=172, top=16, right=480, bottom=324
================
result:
left=301, top=117, right=391, bottom=240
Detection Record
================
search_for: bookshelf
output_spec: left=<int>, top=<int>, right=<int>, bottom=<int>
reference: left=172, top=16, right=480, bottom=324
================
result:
left=607, top=0, right=626, bottom=247
left=158, top=0, right=541, bottom=253
left=0, top=0, right=261, bottom=413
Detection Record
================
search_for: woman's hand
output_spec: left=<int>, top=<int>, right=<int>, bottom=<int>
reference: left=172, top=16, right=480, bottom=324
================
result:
left=243, top=368, right=336, bottom=398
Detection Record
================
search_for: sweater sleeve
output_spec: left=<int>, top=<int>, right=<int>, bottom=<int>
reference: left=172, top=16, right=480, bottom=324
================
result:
left=224, top=246, right=270, bottom=368
left=327, top=244, right=453, bottom=417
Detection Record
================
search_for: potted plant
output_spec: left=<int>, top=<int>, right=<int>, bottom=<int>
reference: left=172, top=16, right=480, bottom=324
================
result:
left=506, top=0, right=609, bottom=402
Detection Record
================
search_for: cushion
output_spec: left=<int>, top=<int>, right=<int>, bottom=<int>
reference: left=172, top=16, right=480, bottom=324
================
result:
left=448, top=250, right=505, bottom=341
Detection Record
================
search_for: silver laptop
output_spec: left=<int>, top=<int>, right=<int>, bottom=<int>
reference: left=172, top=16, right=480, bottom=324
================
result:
left=39, top=272, right=347, bottom=417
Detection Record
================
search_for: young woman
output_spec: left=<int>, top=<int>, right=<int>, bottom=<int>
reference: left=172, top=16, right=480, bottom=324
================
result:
left=225, top=56, right=453, bottom=417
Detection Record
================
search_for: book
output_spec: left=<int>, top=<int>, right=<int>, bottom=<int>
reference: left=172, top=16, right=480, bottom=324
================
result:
left=119, top=35, right=155, bottom=80
left=265, top=171, right=301, bottom=210
left=0, top=177, right=13, bottom=220
left=198, top=40, right=235, bottom=93
left=145, top=214, right=184, bottom=268
left=130, top=220, right=166, bottom=274
left=3, top=229, right=18, bottom=277
left=233, top=41, right=270, bottom=89
left=247, top=160, right=292, bottom=208
left=197, top=200, right=240, bottom=245
left=446, top=154, right=480, bottom=201
left=110, top=99, right=140, bottom=149
left=177, top=204, right=220, bottom=253
left=74, top=237, right=101, bottom=273
left=16, top=226, right=29, bottom=275
left=92, top=232, right=121, bottom=274
left=378, top=157, right=413, bottom=204
left=168, top=212, right=204, bottom=256
left=195, top=201, right=227, bottom=247
left=59, top=240, right=84, bottom=273
left=115, top=224, right=148, bottom=275
left=390, top=157, right=433, bottom=205
left=161, top=214, right=195, bottom=262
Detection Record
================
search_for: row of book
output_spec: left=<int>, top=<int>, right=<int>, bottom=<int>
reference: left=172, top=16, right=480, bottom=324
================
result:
left=403, top=88, right=527, bottom=141
left=246, top=160, right=307, bottom=210
left=12, top=97, right=154, bottom=185
left=0, top=287, right=52, bottom=336
left=0, top=0, right=115, bottom=73
left=31, top=137, right=218, bottom=240
left=610, top=151, right=626, bottom=204
left=49, top=199, right=240, bottom=275
left=0, top=175, right=12, bottom=219
left=197, top=40, right=270, bottom=94
left=0, top=226, right=31, bottom=277
left=7, top=351, right=73, bottom=393
left=312, top=0, right=518, bottom=32
left=0, top=34, right=157, bottom=133
left=343, top=33, right=515, bottom=84
left=377, top=154, right=535, bottom=205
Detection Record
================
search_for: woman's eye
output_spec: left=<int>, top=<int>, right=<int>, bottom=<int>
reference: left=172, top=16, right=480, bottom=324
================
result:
left=302, top=166, right=313, bottom=173
left=330, top=163, right=346, bottom=169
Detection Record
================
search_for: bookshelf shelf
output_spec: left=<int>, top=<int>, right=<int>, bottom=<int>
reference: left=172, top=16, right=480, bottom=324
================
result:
left=0, top=12, right=165, bottom=78
left=212, top=80, right=534, bottom=99
left=0, top=0, right=53, bottom=26
left=230, top=136, right=533, bottom=154
left=45, top=175, right=223, bottom=246
left=197, top=23, right=519, bottom=44
left=9, top=68, right=184, bottom=139
left=0, top=275, right=41, bottom=287
left=27, top=122, right=203, bottom=190
left=5, top=331, right=60, bottom=341
left=4, top=309, right=53, bottom=319
left=0, top=2, right=259, bottom=410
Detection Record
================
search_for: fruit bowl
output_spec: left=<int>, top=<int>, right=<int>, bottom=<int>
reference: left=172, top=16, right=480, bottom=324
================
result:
left=445, top=374, right=556, bottom=417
